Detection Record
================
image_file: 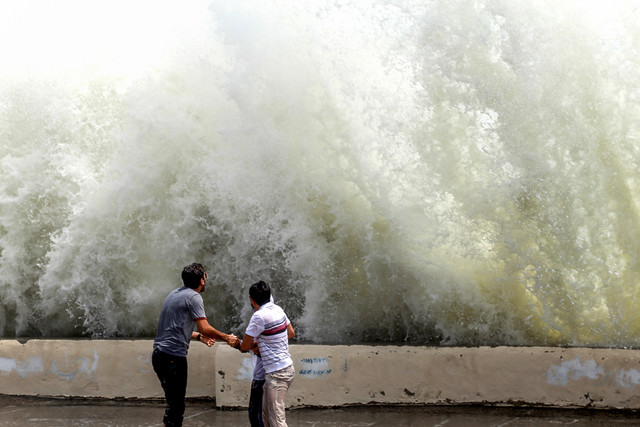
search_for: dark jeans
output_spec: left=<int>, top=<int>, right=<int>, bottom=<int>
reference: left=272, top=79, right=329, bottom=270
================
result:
left=248, top=379, right=266, bottom=427
left=152, top=349, right=188, bottom=427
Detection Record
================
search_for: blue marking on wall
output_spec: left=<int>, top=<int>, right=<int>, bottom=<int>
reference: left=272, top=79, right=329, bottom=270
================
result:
left=299, top=357, right=331, bottom=378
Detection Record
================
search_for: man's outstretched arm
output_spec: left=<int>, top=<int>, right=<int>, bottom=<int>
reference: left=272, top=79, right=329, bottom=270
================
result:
left=240, top=333, right=258, bottom=352
left=195, top=319, right=238, bottom=346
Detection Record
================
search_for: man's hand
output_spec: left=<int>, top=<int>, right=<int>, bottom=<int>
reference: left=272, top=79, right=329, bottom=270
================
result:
left=201, top=335, right=215, bottom=347
left=227, top=334, right=239, bottom=347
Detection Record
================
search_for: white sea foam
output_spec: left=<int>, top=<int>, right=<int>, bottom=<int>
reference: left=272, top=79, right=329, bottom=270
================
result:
left=1, top=0, right=640, bottom=346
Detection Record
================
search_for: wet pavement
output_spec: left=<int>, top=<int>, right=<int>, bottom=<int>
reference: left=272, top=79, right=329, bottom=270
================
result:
left=0, top=396, right=639, bottom=426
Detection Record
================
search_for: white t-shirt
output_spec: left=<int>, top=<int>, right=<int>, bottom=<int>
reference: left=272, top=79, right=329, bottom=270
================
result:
left=245, top=302, right=293, bottom=374
left=251, top=295, right=274, bottom=381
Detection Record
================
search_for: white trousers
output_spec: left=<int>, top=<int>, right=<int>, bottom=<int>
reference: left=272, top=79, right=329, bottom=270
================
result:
left=263, top=364, right=295, bottom=427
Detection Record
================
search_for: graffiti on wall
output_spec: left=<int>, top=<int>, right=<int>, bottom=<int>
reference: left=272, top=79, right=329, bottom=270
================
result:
left=0, top=350, right=99, bottom=381
left=546, top=357, right=640, bottom=388
left=299, top=357, right=331, bottom=378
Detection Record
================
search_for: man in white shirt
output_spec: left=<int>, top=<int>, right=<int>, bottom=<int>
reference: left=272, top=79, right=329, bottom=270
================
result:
left=235, top=293, right=274, bottom=426
left=240, top=281, right=295, bottom=427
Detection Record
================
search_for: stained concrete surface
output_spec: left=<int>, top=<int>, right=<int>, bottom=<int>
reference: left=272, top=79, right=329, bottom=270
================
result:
left=5, top=341, right=640, bottom=411
left=0, top=397, right=639, bottom=427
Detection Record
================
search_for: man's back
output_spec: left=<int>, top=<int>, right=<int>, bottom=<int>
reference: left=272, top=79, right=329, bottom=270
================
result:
left=154, top=287, right=206, bottom=357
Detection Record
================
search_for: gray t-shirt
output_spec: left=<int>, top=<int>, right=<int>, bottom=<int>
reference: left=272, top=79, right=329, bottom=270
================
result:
left=153, top=287, right=206, bottom=357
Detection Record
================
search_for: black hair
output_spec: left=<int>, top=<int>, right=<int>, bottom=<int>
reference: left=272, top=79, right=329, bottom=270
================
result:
left=182, top=263, right=206, bottom=289
left=249, top=280, right=271, bottom=306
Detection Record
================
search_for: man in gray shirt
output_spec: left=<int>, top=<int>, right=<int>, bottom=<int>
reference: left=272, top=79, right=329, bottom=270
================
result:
left=153, top=263, right=238, bottom=427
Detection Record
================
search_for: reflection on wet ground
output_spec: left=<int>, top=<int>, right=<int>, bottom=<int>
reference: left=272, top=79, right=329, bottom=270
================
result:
left=0, top=396, right=638, bottom=426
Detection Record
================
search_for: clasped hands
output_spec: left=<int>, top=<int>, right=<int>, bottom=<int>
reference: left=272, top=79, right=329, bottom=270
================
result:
left=227, top=334, right=240, bottom=348
left=197, top=334, right=237, bottom=348
left=199, top=333, right=255, bottom=353
left=227, top=334, right=259, bottom=355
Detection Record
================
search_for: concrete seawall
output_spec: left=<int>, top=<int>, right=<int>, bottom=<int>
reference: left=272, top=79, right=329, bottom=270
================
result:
left=1, top=340, right=640, bottom=410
